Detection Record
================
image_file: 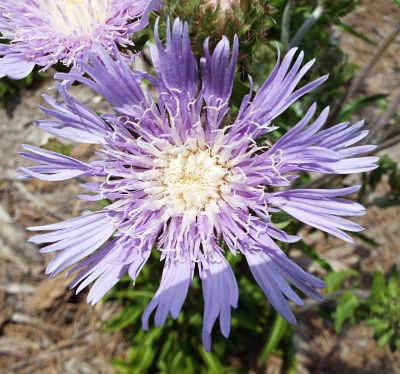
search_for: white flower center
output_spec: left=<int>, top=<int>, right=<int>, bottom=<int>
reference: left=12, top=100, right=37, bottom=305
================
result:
left=156, top=148, right=228, bottom=215
left=39, top=0, right=110, bottom=37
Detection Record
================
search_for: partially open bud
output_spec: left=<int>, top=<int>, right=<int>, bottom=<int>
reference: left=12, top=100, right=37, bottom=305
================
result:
left=205, top=0, right=241, bottom=12
left=202, top=0, right=255, bottom=30
left=160, top=0, right=273, bottom=59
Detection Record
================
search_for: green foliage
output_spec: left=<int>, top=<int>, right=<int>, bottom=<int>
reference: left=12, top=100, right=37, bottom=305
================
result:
left=337, top=21, right=378, bottom=46
left=41, top=138, right=73, bottom=156
left=327, top=268, right=400, bottom=351
left=322, top=270, right=361, bottom=333
left=364, top=268, right=400, bottom=351
left=334, top=290, right=360, bottom=333
left=325, top=269, right=359, bottom=293
left=0, top=71, right=42, bottom=108
left=259, top=315, right=289, bottom=361
left=338, top=94, right=388, bottom=122
left=361, top=155, right=400, bottom=208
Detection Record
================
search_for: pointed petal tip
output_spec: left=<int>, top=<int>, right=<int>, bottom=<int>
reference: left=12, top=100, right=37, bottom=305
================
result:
left=26, top=226, right=38, bottom=232
left=352, top=184, right=362, bottom=192
left=27, top=235, right=41, bottom=244
left=344, top=236, right=354, bottom=244
left=316, top=278, right=327, bottom=289
left=294, top=298, right=305, bottom=307
left=202, top=331, right=212, bottom=352
left=203, top=345, right=211, bottom=353
left=142, top=318, right=150, bottom=331
left=285, top=314, right=298, bottom=326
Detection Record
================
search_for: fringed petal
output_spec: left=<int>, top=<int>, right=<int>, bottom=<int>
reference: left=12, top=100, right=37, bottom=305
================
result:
left=200, top=256, right=238, bottom=352
left=142, top=258, right=194, bottom=329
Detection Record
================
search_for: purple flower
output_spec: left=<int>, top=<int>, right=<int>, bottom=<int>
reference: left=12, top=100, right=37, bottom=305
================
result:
left=0, top=0, right=161, bottom=79
left=21, top=19, right=378, bottom=351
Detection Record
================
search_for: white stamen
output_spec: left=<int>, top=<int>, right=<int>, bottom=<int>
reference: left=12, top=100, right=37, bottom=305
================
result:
left=39, top=0, right=110, bottom=37
left=149, top=141, right=232, bottom=217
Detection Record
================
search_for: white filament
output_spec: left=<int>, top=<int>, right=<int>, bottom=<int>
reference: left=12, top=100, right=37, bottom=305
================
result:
left=142, top=142, right=232, bottom=219
left=159, top=148, right=228, bottom=215
left=38, top=0, right=110, bottom=37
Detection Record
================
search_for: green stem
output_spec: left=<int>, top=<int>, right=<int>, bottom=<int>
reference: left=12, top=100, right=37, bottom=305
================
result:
left=289, top=4, right=324, bottom=49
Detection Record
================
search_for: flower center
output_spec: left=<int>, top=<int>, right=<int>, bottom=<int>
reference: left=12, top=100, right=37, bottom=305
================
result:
left=158, top=149, right=228, bottom=215
left=40, top=0, right=110, bottom=37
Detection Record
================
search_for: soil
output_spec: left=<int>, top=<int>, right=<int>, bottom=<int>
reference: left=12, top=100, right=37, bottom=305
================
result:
left=0, top=81, right=128, bottom=373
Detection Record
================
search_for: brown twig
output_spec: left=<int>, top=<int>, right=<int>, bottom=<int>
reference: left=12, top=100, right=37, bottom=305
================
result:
left=365, top=88, right=400, bottom=142
left=13, top=181, right=67, bottom=221
left=329, top=22, right=400, bottom=125
left=347, top=23, right=400, bottom=100
left=295, top=289, right=370, bottom=314
left=374, top=132, right=400, bottom=154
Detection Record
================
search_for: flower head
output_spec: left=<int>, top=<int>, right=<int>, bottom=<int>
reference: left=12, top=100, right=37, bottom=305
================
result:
left=206, top=0, right=240, bottom=12
left=21, top=19, right=378, bottom=350
left=0, top=0, right=161, bottom=79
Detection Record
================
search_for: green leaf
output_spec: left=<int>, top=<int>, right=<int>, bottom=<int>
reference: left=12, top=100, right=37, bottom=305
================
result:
left=260, top=314, right=288, bottom=361
left=273, top=219, right=293, bottom=230
left=369, top=304, right=385, bottom=315
left=105, top=307, right=142, bottom=331
left=132, top=33, right=150, bottom=49
left=97, top=199, right=111, bottom=208
left=370, top=197, right=400, bottom=209
left=198, top=347, right=224, bottom=374
left=370, top=271, right=386, bottom=302
left=334, top=290, right=359, bottom=333
left=338, top=21, right=378, bottom=45
left=112, top=357, right=135, bottom=374
left=365, top=317, right=390, bottom=334
left=42, top=138, right=73, bottom=156
left=325, top=269, right=359, bottom=293
left=351, top=232, right=379, bottom=246
left=388, top=272, right=400, bottom=298
left=231, top=78, right=252, bottom=108
left=135, top=346, right=156, bottom=373
left=339, top=93, right=388, bottom=121
left=378, top=329, right=395, bottom=347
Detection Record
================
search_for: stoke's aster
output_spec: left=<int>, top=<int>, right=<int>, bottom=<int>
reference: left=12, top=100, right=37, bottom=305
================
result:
left=0, top=0, right=161, bottom=79
left=21, top=19, right=378, bottom=350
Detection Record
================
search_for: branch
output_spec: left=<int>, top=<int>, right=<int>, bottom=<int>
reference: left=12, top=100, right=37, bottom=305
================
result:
left=289, top=3, right=324, bottom=49
left=295, top=289, right=370, bottom=314
left=329, top=22, right=400, bottom=125
left=365, top=88, right=400, bottom=142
